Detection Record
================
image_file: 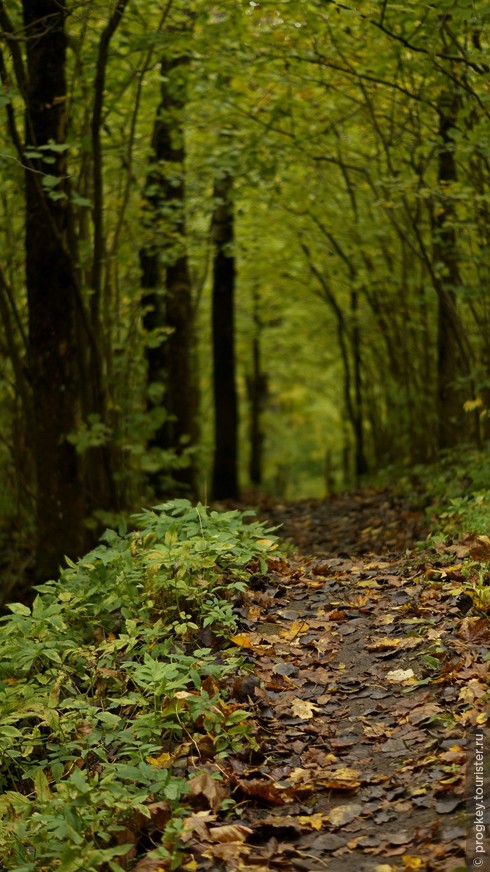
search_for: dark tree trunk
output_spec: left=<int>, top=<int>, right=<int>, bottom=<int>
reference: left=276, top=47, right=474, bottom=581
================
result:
left=23, top=0, right=85, bottom=579
left=247, top=285, right=267, bottom=486
left=211, top=175, right=239, bottom=500
left=140, top=50, right=198, bottom=495
left=432, top=92, right=472, bottom=450
left=351, top=288, right=368, bottom=480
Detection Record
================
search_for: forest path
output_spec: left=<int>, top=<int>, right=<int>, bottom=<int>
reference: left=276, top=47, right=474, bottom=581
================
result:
left=193, top=490, right=485, bottom=871
left=256, top=487, right=426, bottom=558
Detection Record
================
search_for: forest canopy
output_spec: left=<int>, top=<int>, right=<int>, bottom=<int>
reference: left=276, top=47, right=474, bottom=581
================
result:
left=0, top=0, right=489, bottom=581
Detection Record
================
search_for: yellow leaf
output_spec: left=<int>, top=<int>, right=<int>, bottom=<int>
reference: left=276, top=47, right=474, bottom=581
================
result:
left=464, top=397, right=483, bottom=412
left=146, top=751, right=172, bottom=768
left=256, top=538, right=278, bottom=550
left=291, top=698, right=321, bottom=719
left=386, top=668, right=415, bottom=684
left=368, top=637, right=402, bottom=650
left=289, top=766, right=313, bottom=783
left=298, top=813, right=328, bottom=830
left=230, top=633, right=255, bottom=648
left=320, top=767, right=361, bottom=790
left=280, top=620, right=308, bottom=641
left=402, top=856, right=423, bottom=870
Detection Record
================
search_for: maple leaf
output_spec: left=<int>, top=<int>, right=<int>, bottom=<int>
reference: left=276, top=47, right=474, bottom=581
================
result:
left=291, top=697, right=321, bottom=719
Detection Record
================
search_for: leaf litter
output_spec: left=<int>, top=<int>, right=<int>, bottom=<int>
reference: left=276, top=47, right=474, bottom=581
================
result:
left=175, top=490, right=489, bottom=872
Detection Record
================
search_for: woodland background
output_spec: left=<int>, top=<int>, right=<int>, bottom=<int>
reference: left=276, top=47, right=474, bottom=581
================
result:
left=0, top=0, right=489, bottom=584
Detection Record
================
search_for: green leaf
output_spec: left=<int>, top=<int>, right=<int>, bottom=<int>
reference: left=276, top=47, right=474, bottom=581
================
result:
left=8, top=602, right=31, bottom=616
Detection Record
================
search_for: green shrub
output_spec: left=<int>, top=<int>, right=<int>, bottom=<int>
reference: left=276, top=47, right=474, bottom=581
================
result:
left=0, top=500, right=279, bottom=871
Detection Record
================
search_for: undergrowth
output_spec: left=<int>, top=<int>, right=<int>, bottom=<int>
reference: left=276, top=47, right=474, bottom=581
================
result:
left=377, top=444, right=490, bottom=541
left=0, top=499, right=279, bottom=871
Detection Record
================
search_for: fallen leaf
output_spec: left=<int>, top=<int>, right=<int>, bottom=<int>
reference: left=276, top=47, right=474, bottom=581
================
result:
left=188, top=771, right=227, bottom=813
left=386, top=669, right=416, bottom=684
left=230, top=633, right=255, bottom=649
left=320, top=767, right=361, bottom=790
left=291, top=697, right=321, bottom=719
left=367, top=637, right=402, bottom=651
left=146, top=751, right=172, bottom=768
left=235, top=778, right=291, bottom=805
left=297, top=812, right=329, bottom=830
left=328, top=803, right=363, bottom=826
left=469, top=536, right=490, bottom=562
left=208, top=824, right=253, bottom=843
left=280, top=620, right=309, bottom=641
left=402, top=856, right=424, bottom=870
left=180, top=810, right=217, bottom=843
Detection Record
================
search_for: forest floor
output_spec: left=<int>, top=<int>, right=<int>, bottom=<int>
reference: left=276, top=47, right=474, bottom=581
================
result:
left=183, top=489, right=489, bottom=872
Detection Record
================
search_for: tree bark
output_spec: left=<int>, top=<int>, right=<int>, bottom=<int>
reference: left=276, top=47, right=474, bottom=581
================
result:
left=432, top=91, right=472, bottom=450
left=23, top=0, right=85, bottom=579
left=211, top=174, right=239, bottom=500
left=247, top=284, right=267, bottom=486
left=140, top=50, right=198, bottom=495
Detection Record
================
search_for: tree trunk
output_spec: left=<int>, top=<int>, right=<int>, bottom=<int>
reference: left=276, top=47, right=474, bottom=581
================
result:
left=351, top=288, right=368, bottom=479
left=140, top=50, right=198, bottom=495
left=23, top=0, right=85, bottom=579
left=211, top=174, right=239, bottom=500
left=432, top=91, right=472, bottom=450
left=248, top=285, right=267, bottom=486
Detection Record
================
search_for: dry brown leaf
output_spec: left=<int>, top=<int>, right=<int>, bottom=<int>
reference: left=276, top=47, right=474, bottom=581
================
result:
left=407, top=704, right=443, bottom=725
left=133, top=859, right=169, bottom=872
left=208, top=824, right=253, bottom=844
left=188, top=771, right=227, bottom=813
left=469, top=535, right=490, bottom=562
left=457, top=617, right=490, bottom=643
left=235, top=777, right=291, bottom=805
left=363, top=723, right=390, bottom=738
left=180, top=810, right=217, bottom=843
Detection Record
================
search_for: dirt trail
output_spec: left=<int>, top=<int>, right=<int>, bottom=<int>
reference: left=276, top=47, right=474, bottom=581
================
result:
left=256, top=488, right=426, bottom=557
left=192, top=490, right=486, bottom=871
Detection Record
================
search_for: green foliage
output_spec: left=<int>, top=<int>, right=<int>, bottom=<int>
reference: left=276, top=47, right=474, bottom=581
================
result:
left=387, top=445, right=490, bottom=539
left=0, top=501, right=279, bottom=870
